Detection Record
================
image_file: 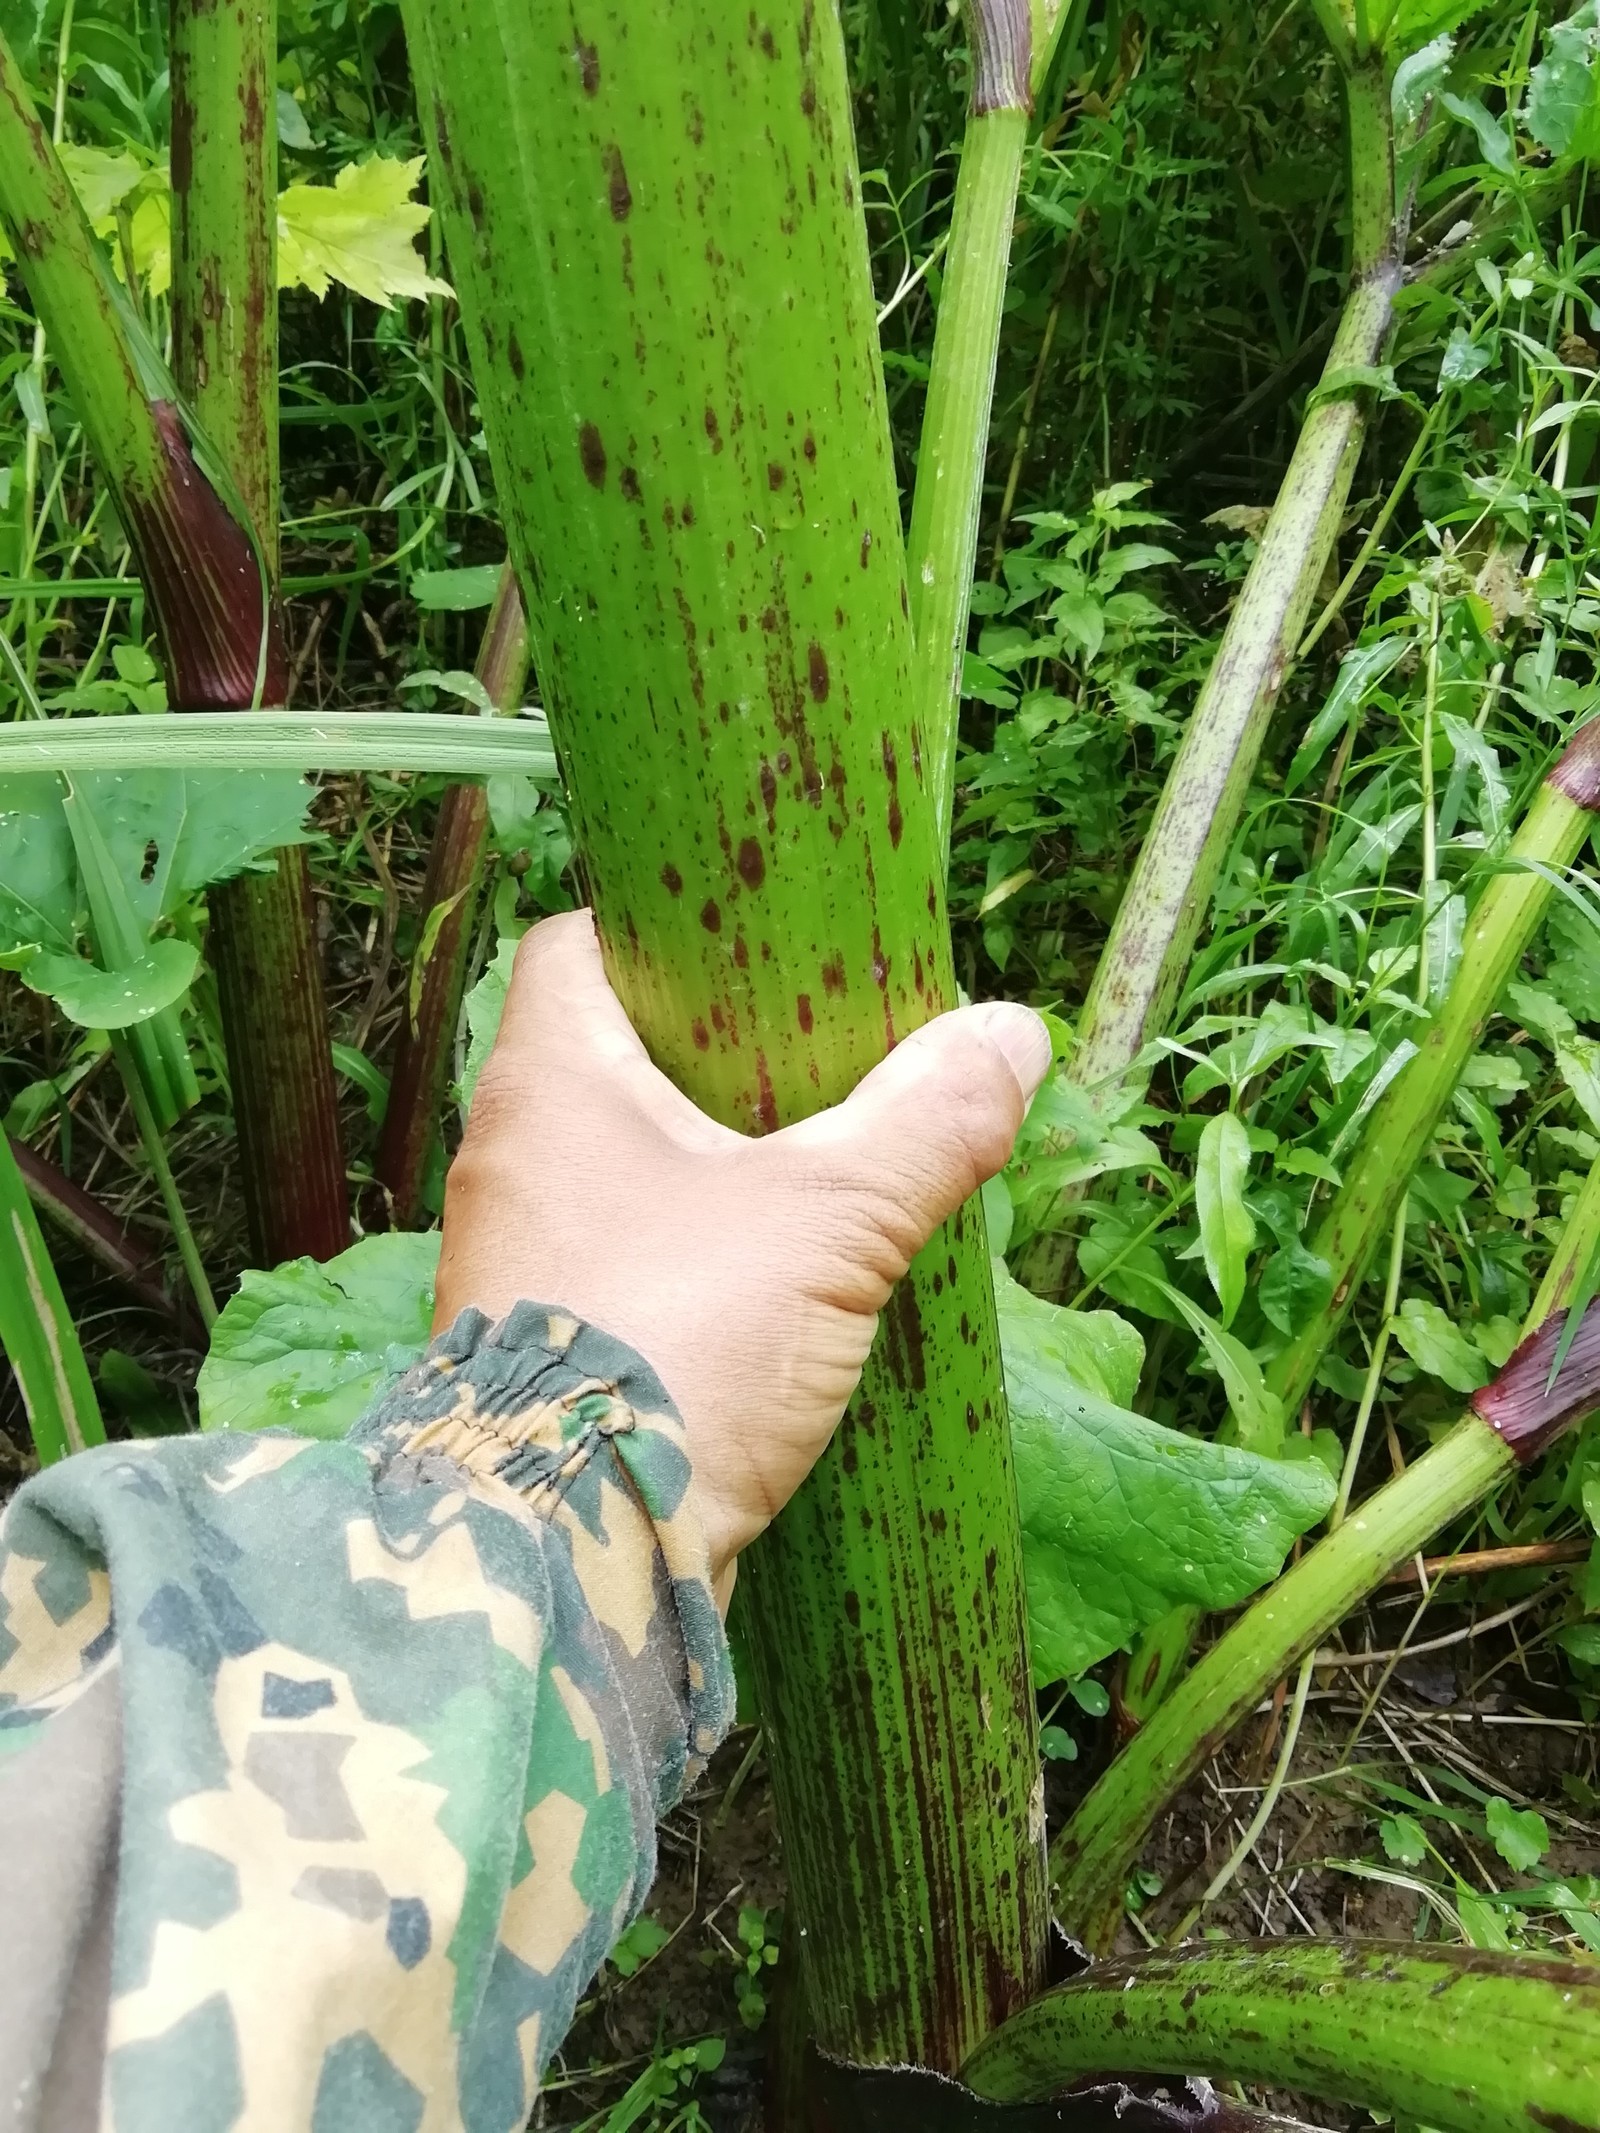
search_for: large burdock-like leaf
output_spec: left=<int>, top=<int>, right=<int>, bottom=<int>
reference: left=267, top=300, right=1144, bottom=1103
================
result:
left=998, top=1265, right=1334, bottom=1684
left=198, top=1232, right=440, bottom=1439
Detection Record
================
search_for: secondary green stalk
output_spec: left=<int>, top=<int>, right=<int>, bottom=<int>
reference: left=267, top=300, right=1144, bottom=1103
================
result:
left=912, top=3, right=1082, bottom=847
left=377, top=569, right=529, bottom=1226
left=0, top=27, right=276, bottom=709
left=169, top=0, right=349, bottom=1267
left=961, top=1939, right=1600, bottom=2133
left=1018, top=52, right=1399, bottom=1295
left=908, top=7, right=1028, bottom=847
left=1051, top=1149, right=1600, bottom=1951
left=401, top=0, right=1048, bottom=2071
left=0, top=1129, right=102, bottom=1462
left=1267, top=724, right=1600, bottom=1418
left=0, top=710, right=556, bottom=776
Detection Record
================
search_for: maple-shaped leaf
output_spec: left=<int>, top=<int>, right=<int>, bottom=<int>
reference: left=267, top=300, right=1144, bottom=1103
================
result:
left=278, top=155, right=453, bottom=308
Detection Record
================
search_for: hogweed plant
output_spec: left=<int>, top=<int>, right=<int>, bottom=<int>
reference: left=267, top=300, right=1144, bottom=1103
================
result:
left=2, top=0, right=1600, bottom=2123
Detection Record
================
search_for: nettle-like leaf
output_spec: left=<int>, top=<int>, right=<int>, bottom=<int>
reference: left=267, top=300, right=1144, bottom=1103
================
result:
left=278, top=156, right=453, bottom=308
left=198, top=1232, right=441, bottom=1439
left=998, top=1263, right=1333, bottom=1684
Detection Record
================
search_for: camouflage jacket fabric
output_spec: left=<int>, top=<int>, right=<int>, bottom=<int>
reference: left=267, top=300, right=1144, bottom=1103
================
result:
left=0, top=1302, right=734, bottom=2133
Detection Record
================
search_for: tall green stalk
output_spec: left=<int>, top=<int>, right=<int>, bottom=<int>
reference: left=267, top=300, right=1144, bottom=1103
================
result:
left=910, top=2, right=1076, bottom=846
left=961, top=1939, right=1600, bottom=2133
left=377, top=568, right=529, bottom=1226
left=400, top=0, right=1048, bottom=2070
left=1051, top=1147, right=1600, bottom=1950
left=169, top=0, right=349, bottom=1267
left=1019, top=49, right=1400, bottom=1297
left=0, top=1129, right=102, bottom=1462
left=1267, top=724, right=1600, bottom=1418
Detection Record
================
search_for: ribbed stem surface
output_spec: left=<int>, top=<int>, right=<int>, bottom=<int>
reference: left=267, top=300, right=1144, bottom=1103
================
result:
left=169, top=0, right=348, bottom=1266
left=962, top=1939, right=1600, bottom=2133
left=401, top=0, right=1047, bottom=2068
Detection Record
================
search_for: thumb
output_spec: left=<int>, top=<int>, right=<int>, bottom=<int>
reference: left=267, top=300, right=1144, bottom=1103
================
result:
left=782, top=1001, right=1052, bottom=1265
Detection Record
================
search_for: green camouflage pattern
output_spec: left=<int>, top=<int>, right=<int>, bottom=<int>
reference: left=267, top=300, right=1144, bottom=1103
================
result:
left=0, top=1302, right=733, bottom=2132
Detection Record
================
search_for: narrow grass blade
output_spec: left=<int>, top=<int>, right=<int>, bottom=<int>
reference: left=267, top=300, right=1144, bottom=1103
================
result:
left=0, top=1132, right=103, bottom=1463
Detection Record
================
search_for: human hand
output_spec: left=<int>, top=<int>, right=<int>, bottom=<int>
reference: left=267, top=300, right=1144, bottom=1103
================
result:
left=434, top=910, right=1050, bottom=1584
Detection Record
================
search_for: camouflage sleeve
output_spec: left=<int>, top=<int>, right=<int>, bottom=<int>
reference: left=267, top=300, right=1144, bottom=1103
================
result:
left=0, top=1301, right=734, bottom=2133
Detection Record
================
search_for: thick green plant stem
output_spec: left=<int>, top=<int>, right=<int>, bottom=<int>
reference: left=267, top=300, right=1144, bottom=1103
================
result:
left=0, top=1129, right=103, bottom=1462
left=401, top=0, right=1047, bottom=2071
left=0, top=709, right=556, bottom=775
left=1051, top=1151, right=1600, bottom=1950
left=1018, top=54, right=1398, bottom=1296
left=1267, top=748, right=1599, bottom=1417
left=960, top=1939, right=1600, bottom=2133
left=377, top=569, right=529, bottom=1226
left=170, top=0, right=349, bottom=1267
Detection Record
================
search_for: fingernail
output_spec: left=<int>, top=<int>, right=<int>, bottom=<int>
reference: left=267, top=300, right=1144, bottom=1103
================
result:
left=976, top=1002, right=1052, bottom=1101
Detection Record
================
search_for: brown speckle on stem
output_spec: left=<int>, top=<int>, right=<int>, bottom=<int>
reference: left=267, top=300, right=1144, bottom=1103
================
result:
left=579, top=421, right=607, bottom=488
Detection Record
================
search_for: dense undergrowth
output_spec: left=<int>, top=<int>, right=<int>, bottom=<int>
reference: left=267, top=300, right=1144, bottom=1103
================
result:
left=4, top=0, right=1600, bottom=2122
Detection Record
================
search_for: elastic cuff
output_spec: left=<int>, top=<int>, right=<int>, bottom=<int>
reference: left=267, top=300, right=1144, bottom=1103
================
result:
left=350, top=1301, right=734, bottom=1783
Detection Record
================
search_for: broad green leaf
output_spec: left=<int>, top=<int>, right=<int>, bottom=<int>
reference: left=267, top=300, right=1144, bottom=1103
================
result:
left=19, top=938, right=198, bottom=1028
left=1380, top=1813, right=1428, bottom=1866
left=59, top=142, right=142, bottom=224
left=1558, top=1034, right=1600, bottom=1137
left=1260, top=1241, right=1334, bottom=1338
left=1286, top=638, right=1408, bottom=794
left=1387, top=0, right=1491, bottom=42
left=1486, top=1795, right=1550, bottom=1873
left=1000, top=1271, right=1333, bottom=1683
left=401, top=667, right=497, bottom=714
left=1441, top=91, right=1516, bottom=174
left=278, top=156, right=454, bottom=308
left=1196, top=1112, right=1255, bottom=1326
left=0, top=774, right=75, bottom=953
left=1392, top=33, right=1454, bottom=127
left=1527, top=1, right=1600, bottom=156
left=411, top=565, right=506, bottom=611
left=1439, top=327, right=1493, bottom=390
left=71, top=768, right=314, bottom=925
left=994, top=1260, right=1143, bottom=1407
left=1393, top=1296, right=1491, bottom=1392
left=198, top=1232, right=441, bottom=1440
